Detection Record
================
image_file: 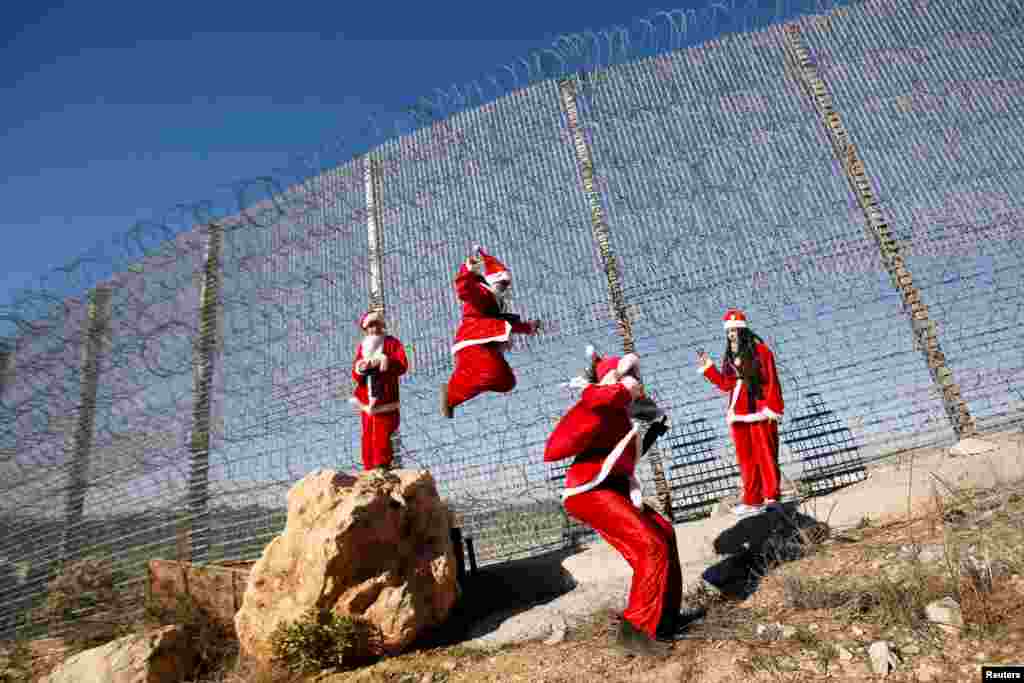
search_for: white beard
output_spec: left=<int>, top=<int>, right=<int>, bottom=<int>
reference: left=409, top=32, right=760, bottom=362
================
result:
left=361, top=334, right=384, bottom=360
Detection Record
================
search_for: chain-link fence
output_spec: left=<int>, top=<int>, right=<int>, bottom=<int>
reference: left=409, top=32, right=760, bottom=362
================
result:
left=1, top=0, right=1022, bottom=641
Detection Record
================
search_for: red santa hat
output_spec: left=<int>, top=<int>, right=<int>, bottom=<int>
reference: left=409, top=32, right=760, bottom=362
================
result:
left=358, top=310, right=385, bottom=330
left=723, top=309, right=748, bottom=330
left=471, top=245, right=511, bottom=286
left=588, top=344, right=640, bottom=384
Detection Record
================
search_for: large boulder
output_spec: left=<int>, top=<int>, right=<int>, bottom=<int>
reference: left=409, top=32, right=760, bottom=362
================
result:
left=40, top=625, right=196, bottom=683
left=235, top=468, right=458, bottom=662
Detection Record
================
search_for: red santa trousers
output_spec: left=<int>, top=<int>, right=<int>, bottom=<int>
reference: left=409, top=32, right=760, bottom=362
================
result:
left=360, top=410, right=400, bottom=471
left=730, top=419, right=781, bottom=505
left=445, top=343, right=516, bottom=409
left=563, top=477, right=682, bottom=638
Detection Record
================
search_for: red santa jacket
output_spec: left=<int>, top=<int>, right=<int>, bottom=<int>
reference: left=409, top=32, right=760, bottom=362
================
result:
left=544, top=383, right=644, bottom=508
left=700, top=342, right=784, bottom=424
left=349, top=336, right=408, bottom=415
left=451, top=263, right=533, bottom=355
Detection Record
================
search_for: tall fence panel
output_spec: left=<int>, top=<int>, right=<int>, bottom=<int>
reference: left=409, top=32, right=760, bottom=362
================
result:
left=801, top=0, right=1024, bottom=434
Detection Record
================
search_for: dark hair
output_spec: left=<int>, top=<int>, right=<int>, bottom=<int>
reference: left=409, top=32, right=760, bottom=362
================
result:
left=723, top=328, right=766, bottom=411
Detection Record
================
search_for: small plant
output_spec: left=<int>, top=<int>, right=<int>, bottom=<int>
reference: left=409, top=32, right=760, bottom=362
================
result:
left=782, top=574, right=850, bottom=610
left=270, top=606, right=374, bottom=673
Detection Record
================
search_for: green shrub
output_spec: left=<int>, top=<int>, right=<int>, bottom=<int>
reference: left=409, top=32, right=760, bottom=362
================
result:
left=270, top=607, right=373, bottom=673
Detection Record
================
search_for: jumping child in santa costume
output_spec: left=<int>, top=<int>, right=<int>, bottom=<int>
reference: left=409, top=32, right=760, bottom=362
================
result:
left=697, top=309, right=784, bottom=516
left=546, top=347, right=687, bottom=657
left=349, top=311, right=408, bottom=471
left=441, top=246, right=541, bottom=418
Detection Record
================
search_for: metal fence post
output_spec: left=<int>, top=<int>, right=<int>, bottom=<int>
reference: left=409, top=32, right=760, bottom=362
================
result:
left=365, top=156, right=403, bottom=469
left=0, top=339, right=11, bottom=400
left=62, top=286, right=111, bottom=563
left=782, top=24, right=976, bottom=438
left=558, top=78, right=674, bottom=521
left=187, top=223, right=223, bottom=563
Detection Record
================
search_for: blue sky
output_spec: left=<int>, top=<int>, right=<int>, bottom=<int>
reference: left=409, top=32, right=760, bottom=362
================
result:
left=0, top=0, right=748, bottom=309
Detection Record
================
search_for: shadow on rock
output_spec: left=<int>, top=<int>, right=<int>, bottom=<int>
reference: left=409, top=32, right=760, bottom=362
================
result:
left=414, top=545, right=583, bottom=648
left=702, top=503, right=830, bottom=601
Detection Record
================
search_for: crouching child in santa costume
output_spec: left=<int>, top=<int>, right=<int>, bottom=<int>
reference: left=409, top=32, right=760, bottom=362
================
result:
left=349, top=311, right=408, bottom=471
left=698, top=309, right=784, bottom=516
left=441, top=246, right=541, bottom=418
left=546, top=348, right=688, bottom=657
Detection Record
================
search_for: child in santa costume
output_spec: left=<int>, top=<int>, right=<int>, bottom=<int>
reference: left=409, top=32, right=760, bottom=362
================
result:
left=697, top=309, right=784, bottom=516
left=441, top=246, right=541, bottom=418
left=546, top=348, right=686, bottom=657
left=349, top=311, right=408, bottom=471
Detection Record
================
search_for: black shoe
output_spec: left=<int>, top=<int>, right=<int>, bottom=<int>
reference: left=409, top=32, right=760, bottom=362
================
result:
left=616, top=618, right=672, bottom=657
left=656, top=607, right=707, bottom=642
left=440, top=384, right=453, bottom=419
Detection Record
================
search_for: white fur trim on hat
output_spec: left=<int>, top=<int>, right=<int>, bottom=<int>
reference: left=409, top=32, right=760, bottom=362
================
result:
left=484, top=270, right=511, bottom=285
left=724, top=319, right=747, bottom=329
left=360, top=311, right=384, bottom=329
left=617, top=353, right=639, bottom=377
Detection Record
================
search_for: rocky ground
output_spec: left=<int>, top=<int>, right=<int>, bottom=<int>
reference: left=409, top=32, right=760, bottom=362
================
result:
left=310, top=475, right=1024, bottom=683
left=6, top=434, right=1024, bottom=682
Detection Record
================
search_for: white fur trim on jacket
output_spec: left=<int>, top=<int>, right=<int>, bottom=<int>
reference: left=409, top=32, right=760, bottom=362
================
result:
left=699, top=358, right=714, bottom=374
left=724, top=381, right=783, bottom=424
left=565, top=375, right=591, bottom=390
left=450, top=321, right=513, bottom=355
left=561, top=424, right=644, bottom=509
left=348, top=397, right=400, bottom=415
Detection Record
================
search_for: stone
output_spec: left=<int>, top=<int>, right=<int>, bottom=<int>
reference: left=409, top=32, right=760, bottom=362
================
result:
left=899, top=543, right=944, bottom=564
left=949, top=438, right=998, bottom=457
left=147, top=559, right=251, bottom=634
left=41, top=625, right=197, bottom=683
left=867, top=640, right=899, bottom=676
left=712, top=495, right=740, bottom=518
left=235, top=468, right=459, bottom=662
left=924, top=597, right=963, bottom=629
left=543, top=615, right=567, bottom=645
